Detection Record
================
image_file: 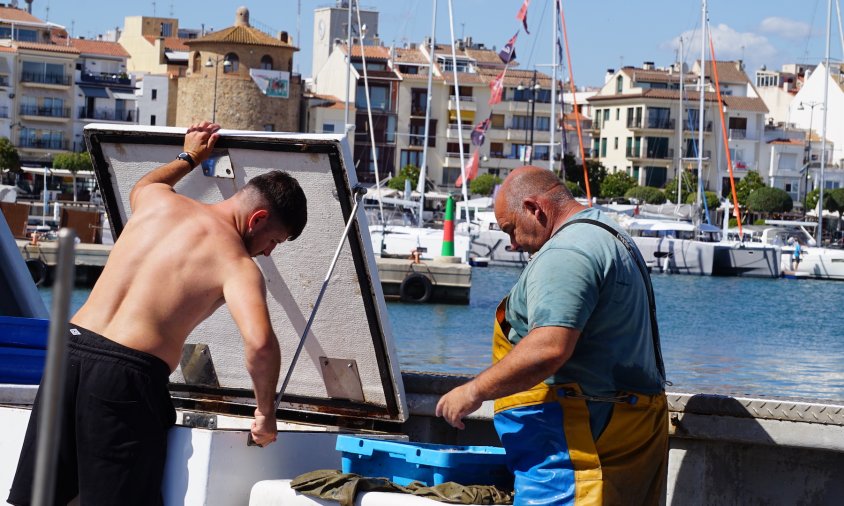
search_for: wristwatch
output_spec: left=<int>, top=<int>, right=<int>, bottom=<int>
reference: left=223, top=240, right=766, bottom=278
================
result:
left=177, top=151, right=197, bottom=168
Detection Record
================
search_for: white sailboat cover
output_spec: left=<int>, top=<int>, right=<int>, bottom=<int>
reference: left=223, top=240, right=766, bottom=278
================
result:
left=84, top=124, right=407, bottom=423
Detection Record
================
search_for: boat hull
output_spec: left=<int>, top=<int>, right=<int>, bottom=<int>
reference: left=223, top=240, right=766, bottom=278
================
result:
left=633, top=237, right=715, bottom=275
left=712, top=244, right=782, bottom=278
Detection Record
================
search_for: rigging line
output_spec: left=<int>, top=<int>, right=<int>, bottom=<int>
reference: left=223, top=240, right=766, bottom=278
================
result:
left=836, top=0, right=844, bottom=64
left=801, top=0, right=822, bottom=64
left=416, top=0, right=437, bottom=226
left=558, top=0, right=592, bottom=204
left=707, top=21, right=742, bottom=237
left=525, top=0, right=550, bottom=69
left=355, top=1, right=385, bottom=226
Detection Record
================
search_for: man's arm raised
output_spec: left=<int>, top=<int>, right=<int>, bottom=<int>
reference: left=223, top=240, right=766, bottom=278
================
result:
left=223, top=259, right=281, bottom=447
left=129, top=121, right=221, bottom=212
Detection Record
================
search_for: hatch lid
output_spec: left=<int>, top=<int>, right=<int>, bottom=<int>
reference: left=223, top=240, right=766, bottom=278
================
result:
left=85, top=124, right=407, bottom=424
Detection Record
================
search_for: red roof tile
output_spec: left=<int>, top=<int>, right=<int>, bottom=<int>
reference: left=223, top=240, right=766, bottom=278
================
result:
left=0, top=7, right=45, bottom=23
left=143, top=36, right=190, bottom=51
left=53, top=37, right=129, bottom=58
left=14, top=41, right=80, bottom=55
left=187, top=25, right=295, bottom=49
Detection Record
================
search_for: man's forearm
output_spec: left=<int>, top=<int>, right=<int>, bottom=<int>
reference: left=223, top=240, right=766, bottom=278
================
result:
left=246, top=336, right=281, bottom=415
left=136, top=157, right=195, bottom=191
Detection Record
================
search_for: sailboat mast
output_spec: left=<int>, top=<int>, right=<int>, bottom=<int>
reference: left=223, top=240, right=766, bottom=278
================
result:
left=817, top=0, right=832, bottom=246
left=696, top=0, right=706, bottom=222
left=417, top=0, right=437, bottom=226
left=344, top=0, right=353, bottom=126
left=549, top=1, right=558, bottom=172
left=677, top=37, right=684, bottom=206
left=446, top=0, right=470, bottom=213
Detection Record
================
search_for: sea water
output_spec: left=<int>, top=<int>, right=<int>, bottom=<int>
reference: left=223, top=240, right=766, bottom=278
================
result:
left=43, top=270, right=844, bottom=402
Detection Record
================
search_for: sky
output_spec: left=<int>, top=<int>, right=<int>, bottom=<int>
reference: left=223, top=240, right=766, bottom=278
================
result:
left=32, top=0, right=840, bottom=87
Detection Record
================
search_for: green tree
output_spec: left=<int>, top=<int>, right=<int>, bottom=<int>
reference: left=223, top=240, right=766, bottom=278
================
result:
left=805, top=188, right=820, bottom=212
left=0, top=137, right=21, bottom=175
left=469, top=173, right=502, bottom=196
left=599, top=171, right=637, bottom=198
left=52, top=152, right=93, bottom=201
left=746, top=186, right=793, bottom=214
left=735, top=170, right=765, bottom=207
left=624, top=186, right=667, bottom=204
left=824, top=188, right=844, bottom=237
left=387, top=164, right=421, bottom=191
left=664, top=171, right=697, bottom=204
left=562, top=154, right=607, bottom=199
left=566, top=181, right=585, bottom=197
left=685, top=190, right=720, bottom=210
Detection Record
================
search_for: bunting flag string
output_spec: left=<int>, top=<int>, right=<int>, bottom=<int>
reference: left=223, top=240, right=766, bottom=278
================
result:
left=516, top=0, right=531, bottom=34
left=498, top=31, right=519, bottom=64
left=471, top=118, right=491, bottom=146
left=488, top=68, right=507, bottom=106
left=455, top=148, right=481, bottom=187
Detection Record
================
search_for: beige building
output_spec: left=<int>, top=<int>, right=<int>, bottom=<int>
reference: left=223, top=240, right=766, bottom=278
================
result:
left=587, top=60, right=769, bottom=197
left=177, top=7, right=300, bottom=131
left=118, top=15, right=188, bottom=126
left=314, top=35, right=568, bottom=190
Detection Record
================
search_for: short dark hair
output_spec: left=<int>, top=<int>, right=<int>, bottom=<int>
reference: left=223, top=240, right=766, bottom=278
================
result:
left=245, top=171, right=307, bottom=240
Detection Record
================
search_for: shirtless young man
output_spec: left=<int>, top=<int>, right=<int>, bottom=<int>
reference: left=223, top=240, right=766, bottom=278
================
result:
left=8, top=121, right=308, bottom=506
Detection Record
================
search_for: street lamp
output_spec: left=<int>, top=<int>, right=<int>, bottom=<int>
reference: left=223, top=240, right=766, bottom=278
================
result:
left=517, top=69, right=541, bottom=165
left=205, top=55, right=231, bottom=123
left=798, top=100, right=822, bottom=218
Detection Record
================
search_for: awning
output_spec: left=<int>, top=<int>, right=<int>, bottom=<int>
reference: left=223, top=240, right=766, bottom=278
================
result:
left=79, top=85, right=110, bottom=98
left=448, top=109, right=475, bottom=122
left=111, top=91, right=137, bottom=101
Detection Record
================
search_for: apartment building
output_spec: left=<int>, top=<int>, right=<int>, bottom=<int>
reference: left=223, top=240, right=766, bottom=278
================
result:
left=118, top=15, right=189, bottom=126
left=587, top=60, right=768, bottom=197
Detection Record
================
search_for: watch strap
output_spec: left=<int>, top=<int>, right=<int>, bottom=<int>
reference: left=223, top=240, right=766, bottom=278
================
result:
left=177, top=151, right=197, bottom=168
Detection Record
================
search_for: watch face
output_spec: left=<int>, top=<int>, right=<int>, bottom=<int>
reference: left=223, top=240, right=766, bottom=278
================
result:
left=318, top=20, right=325, bottom=40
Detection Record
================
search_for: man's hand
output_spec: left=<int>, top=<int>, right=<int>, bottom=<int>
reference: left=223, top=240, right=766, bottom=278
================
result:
left=435, top=381, right=482, bottom=430
left=251, top=409, right=278, bottom=447
left=184, top=121, right=221, bottom=165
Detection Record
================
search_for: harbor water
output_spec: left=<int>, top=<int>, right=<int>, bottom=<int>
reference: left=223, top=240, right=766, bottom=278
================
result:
left=42, top=269, right=844, bottom=403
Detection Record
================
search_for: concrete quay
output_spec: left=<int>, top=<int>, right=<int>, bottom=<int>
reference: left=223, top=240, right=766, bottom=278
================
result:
left=375, top=256, right=471, bottom=304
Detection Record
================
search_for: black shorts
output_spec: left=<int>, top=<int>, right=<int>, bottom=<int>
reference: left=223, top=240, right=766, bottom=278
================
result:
left=8, top=325, right=175, bottom=506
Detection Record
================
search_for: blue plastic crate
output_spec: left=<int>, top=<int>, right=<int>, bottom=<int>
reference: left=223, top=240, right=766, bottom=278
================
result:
left=0, top=346, right=45, bottom=384
left=0, top=316, right=49, bottom=349
left=0, top=317, right=48, bottom=384
left=336, top=435, right=513, bottom=488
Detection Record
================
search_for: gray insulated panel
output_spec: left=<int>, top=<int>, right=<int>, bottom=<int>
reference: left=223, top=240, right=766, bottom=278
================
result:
left=84, top=125, right=407, bottom=422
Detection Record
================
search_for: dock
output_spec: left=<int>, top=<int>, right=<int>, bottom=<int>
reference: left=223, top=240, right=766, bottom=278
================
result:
left=375, top=257, right=471, bottom=304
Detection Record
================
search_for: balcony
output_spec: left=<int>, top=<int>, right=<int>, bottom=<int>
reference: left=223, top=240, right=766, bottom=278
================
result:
left=21, top=72, right=71, bottom=86
left=446, top=124, right=471, bottom=139
left=729, top=128, right=750, bottom=141
left=409, top=106, right=426, bottom=117
left=78, top=106, right=136, bottom=123
left=627, top=118, right=643, bottom=129
left=0, top=106, right=8, bottom=118
left=448, top=95, right=476, bottom=111
left=18, top=138, right=69, bottom=150
left=645, top=118, right=675, bottom=130
left=19, top=105, right=71, bottom=119
left=0, top=76, right=9, bottom=88
left=80, top=71, right=131, bottom=86
left=685, top=121, right=713, bottom=132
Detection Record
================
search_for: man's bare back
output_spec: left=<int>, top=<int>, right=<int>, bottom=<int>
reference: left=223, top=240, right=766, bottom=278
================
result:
left=71, top=187, right=257, bottom=371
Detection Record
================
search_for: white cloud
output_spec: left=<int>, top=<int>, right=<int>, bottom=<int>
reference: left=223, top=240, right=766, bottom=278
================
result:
left=663, top=24, right=777, bottom=73
left=759, top=17, right=812, bottom=39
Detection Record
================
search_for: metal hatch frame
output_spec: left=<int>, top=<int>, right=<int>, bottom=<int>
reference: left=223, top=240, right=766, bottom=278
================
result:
left=84, top=125, right=407, bottom=426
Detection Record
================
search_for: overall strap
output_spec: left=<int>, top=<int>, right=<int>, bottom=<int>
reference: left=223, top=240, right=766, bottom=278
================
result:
left=552, top=218, right=666, bottom=381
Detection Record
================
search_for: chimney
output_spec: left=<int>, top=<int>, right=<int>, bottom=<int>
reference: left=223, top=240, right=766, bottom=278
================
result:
left=279, top=31, right=289, bottom=43
left=456, top=39, right=465, bottom=51
left=235, top=6, right=250, bottom=27
left=605, top=68, right=615, bottom=83
left=409, top=42, right=417, bottom=50
left=464, top=36, right=473, bottom=48
left=643, top=61, right=654, bottom=70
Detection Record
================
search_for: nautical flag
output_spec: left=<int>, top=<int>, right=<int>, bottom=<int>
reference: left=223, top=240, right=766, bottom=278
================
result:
left=456, top=149, right=481, bottom=187
left=556, top=34, right=564, bottom=65
left=498, top=31, right=519, bottom=64
left=516, top=0, right=531, bottom=34
left=471, top=118, right=491, bottom=146
left=489, top=70, right=505, bottom=105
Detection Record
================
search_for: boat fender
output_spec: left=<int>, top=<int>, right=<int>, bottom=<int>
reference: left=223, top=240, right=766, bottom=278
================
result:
left=26, top=258, right=47, bottom=286
left=399, top=273, right=433, bottom=303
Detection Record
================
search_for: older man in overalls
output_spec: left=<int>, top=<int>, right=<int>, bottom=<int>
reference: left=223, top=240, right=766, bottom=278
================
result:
left=436, top=167, right=668, bottom=505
